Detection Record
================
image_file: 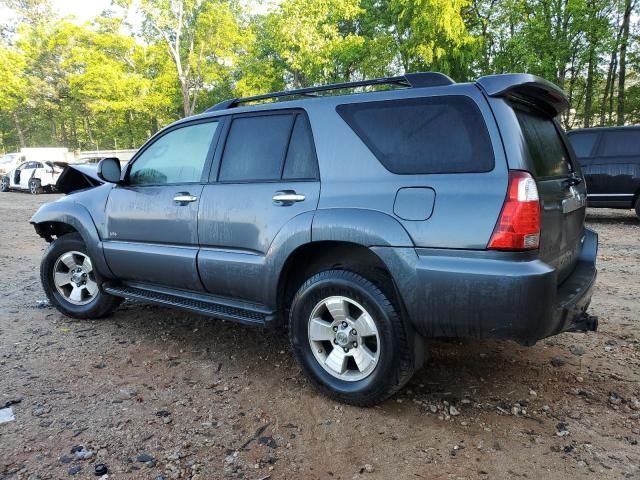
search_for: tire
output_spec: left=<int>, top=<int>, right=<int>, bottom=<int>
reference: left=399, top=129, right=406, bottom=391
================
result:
left=0, top=176, right=8, bottom=192
left=288, top=269, right=415, bottom=406
left=635, top=197, right=640, bottom=220
left=40, top=233, right=122, bottom=319
left=29, top=179, right=43, bottom=195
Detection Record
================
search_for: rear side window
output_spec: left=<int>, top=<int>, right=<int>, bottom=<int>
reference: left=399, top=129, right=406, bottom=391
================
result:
left=514, top=108, right=571, bottom=178
left=219, top=112, right=318, bottom=182
left=219, top=115, right=293, bottom=182
left=336, top=96, right=494, bottom=174
left=597, top=130, right=640, bottom=157
left=569, top=132, right=598, bottom=158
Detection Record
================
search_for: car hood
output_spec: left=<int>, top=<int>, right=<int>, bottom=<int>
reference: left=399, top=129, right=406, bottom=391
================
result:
left=56, top=163, right=104, bottom=194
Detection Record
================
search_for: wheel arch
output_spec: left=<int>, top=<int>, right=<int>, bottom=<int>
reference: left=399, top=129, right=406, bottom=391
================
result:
left=276, top=241, right=395, bottom=315
left=31, top=201, right=114, bottom=279
left=270, top=208, right=415, bottom=317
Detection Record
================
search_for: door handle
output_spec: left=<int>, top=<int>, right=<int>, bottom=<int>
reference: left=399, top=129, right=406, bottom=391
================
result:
left=273, top=191, right=305, bottom=205
left=173, top=193, right=198, bottom=204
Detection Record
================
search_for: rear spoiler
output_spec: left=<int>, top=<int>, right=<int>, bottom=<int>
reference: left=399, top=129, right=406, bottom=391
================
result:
left=476, top=74, right=569, bottom=117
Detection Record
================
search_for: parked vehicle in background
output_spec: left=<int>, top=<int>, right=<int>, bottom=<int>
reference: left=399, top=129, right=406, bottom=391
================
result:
left=1, top=160, right=66, bottom=194
left=567, top=126, right=640, bottom=219
left=0, top=153, right=24, bottom=176
left=31, top=72, right=598, bottom=406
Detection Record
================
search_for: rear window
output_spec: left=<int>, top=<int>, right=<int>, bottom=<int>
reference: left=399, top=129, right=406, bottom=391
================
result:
left=514, top=108, right=571, bottom=178
left=597, top=130, right=640, bottom=157
left=336, top=96, right=494, bottom=174
left=568, top=132, right=598, bottom=158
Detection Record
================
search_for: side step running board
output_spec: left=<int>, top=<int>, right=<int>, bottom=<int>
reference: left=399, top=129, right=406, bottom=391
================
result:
left=104, top=284, right=275, bottom=327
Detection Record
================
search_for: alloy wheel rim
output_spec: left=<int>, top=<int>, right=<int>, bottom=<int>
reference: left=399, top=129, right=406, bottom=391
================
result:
left=53, top=251, right=98, bottom=305
left=307, top=296, right=380, bottom=382
left=30, top=182, right=37, bottom=194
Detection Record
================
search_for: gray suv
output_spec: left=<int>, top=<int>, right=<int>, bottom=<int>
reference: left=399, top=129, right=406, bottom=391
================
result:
left=32, top=72, right=598, bottom=406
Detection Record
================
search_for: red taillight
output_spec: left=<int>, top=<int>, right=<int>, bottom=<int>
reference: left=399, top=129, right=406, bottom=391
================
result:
left=488, top=170, right=540, bottom=251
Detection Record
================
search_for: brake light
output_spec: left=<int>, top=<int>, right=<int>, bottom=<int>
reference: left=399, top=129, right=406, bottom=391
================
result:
left=488, top=170, right=540, bottom=251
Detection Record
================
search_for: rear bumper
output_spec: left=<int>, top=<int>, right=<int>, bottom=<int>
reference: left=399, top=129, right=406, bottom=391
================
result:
left=373, top=228, right=598, bottom=345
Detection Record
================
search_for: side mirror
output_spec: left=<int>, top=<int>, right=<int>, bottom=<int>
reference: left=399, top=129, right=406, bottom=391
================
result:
left=97, top=157, right=122, bottom=184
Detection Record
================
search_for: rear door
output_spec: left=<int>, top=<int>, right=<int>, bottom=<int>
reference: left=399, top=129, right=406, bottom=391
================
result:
left=587, top=129, right=640, bottom=206
left=21, top=162, right=36, bottom=189
left=197, top=110, right=320, bottom=304
left=513, top=106, right=587, bottom=282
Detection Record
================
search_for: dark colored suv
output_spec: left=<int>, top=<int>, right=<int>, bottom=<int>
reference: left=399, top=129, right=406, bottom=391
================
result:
left=31, top=72, right=598, bottom=406
left=567, top=126, right=640, bottom=219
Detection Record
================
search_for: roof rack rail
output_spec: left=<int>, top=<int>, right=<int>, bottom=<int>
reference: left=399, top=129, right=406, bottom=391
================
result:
left=206, top=72, right=454, bottom=112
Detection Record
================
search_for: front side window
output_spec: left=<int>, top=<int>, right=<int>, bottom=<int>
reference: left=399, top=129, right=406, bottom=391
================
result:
left=129, top=121, right=219, bottom=185
left=336, top=96, right=495, bottom=174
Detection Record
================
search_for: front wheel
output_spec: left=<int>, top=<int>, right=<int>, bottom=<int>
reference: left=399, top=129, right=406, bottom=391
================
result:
left=40, top=233, right=122, bottom=319
left=289, top=270, right=415, bottom=406
left=0, top=176, right=9, bottom=192
left=635, top=197, right=640, bottom=220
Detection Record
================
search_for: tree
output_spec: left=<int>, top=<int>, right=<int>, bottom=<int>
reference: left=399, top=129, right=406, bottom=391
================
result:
left=119, top=0, right=245, bottom=117
left=0, top=45, right=28, bottom=146
left=617, top=0, right=634, bottom=125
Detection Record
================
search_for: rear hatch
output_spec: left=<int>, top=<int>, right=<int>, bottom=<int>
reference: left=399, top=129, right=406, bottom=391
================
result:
left=513, top=104, right=587, bottom=283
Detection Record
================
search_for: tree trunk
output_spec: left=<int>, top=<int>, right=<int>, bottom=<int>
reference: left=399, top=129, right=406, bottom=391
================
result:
left=12, top=112, right=26, bottom=148
left=126, top=110, right=135, bottom=148
left=181, top=79, right=191, bottom=117
left=600, top=38, right=619, bottom=126
left=84, top=117, right=96, bottom=150
left=584, top=44, right=596, bottom=128
left=616, top=0, right=632, bottom=126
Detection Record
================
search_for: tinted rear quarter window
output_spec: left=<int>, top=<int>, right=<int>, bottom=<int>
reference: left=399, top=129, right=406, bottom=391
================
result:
left=514, top=108, right=571, bottom=178
left=337, top=95, right=494, bottom=174
left=597, top=130, right=640, bottom=157
left=568, top=132, right=598, bottom=158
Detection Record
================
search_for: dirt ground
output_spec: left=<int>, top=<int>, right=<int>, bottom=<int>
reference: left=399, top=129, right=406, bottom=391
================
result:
left=0, top=192, right=638, bottom=480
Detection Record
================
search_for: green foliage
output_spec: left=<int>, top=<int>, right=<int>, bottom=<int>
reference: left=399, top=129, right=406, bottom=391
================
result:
left=0, top=0, right=637, bottom=152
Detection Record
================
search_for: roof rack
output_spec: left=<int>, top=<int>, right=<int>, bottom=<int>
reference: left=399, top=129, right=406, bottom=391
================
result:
left=206, top=72, right=454, bottom=112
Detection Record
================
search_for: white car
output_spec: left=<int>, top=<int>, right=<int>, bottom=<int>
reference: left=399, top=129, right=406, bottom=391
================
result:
left=0, top=160, right=66, bottom=194
left=0, top=153, right=23, bottom=176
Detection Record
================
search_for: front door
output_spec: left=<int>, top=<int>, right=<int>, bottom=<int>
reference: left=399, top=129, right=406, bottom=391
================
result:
left=197, top=111, right=320, bottom=304
left=103, top=119, right=221, bottom=291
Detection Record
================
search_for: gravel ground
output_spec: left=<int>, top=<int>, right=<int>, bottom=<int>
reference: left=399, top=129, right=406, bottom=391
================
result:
left=0, top=192, right=639, bottom=480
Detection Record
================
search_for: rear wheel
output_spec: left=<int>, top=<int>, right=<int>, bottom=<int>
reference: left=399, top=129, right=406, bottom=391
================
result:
left=289, top=269, right=415, bottom=406
left=635, top=197, right=640, bottom=220
left=29, top=179, right=42, bottom=195
left=0, top=176, right=8, bottom=192
left=41, top=233, right=122, bottom=319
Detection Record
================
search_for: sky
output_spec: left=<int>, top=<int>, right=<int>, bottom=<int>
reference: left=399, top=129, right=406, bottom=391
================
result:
left=52, top=0, right=114, bottom=22
left=0, top=0, right=279, bottom=33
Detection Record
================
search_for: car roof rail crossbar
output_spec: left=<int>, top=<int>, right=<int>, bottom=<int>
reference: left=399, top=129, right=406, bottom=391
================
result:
left=206, top=72, right=454, bottom=112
